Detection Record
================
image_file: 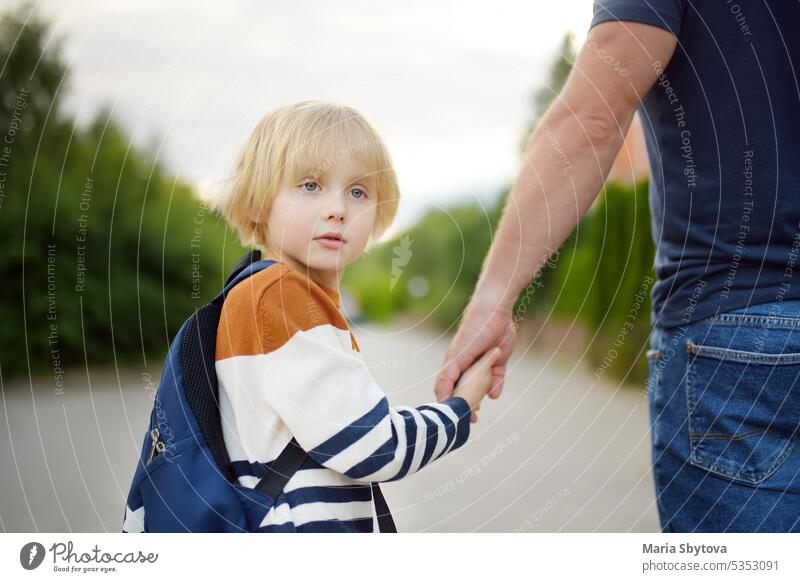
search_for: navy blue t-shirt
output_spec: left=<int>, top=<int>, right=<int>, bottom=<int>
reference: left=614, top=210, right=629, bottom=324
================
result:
left=592, top=1, right=800, bottom=328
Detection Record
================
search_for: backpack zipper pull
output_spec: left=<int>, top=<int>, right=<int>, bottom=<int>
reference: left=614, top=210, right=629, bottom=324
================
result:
left=147, top=427, right=164, bottom=464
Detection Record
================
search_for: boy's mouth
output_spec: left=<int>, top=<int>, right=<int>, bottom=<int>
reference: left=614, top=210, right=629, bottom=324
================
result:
left=314, top=232, right=346, bottom=250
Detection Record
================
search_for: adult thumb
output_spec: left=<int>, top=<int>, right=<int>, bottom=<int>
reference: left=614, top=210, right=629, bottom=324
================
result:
left=435, top=359, right=460, bottom=402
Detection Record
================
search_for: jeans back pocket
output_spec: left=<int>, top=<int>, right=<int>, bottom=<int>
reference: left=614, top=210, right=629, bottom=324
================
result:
left=686, top=338, right=800, bottom=486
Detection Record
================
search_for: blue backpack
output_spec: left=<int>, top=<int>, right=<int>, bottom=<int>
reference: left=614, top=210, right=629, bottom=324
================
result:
left=122, top=251, right=396, bottom=532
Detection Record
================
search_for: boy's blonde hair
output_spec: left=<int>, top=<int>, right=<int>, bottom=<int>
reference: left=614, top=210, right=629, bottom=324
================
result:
left=211, top=100, right=400, bottom=251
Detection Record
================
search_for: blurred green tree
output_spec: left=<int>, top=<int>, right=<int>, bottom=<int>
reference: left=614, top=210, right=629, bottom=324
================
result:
left=0, top=4, right=244, bottom=381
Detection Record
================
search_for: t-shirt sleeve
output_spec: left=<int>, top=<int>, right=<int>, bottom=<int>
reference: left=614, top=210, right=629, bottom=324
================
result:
left=254, top=270, right=472, bottom=483
left=590, top=0, right=684, bottom=37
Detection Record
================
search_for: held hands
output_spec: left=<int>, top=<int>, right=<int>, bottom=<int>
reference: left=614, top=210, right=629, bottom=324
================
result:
left=452, top=347, right=502, bottom=424
left=435, top=298, right=517, bottom=422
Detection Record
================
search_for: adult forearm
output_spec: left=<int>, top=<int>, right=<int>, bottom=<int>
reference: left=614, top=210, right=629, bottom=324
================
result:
left=474, top=105, right=632, bottom=312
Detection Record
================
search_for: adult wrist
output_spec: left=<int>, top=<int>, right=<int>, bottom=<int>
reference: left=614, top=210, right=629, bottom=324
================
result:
left=472, top=281, right=517, bottom=314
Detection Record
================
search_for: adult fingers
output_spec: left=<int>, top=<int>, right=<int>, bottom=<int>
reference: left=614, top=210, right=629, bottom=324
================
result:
left=488, top=364, right=506, bottom=399
left=435, top=356, right=462, bottom=402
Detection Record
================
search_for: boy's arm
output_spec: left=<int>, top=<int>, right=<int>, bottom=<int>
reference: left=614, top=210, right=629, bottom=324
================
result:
left=242, top=270, right=472, bottom=483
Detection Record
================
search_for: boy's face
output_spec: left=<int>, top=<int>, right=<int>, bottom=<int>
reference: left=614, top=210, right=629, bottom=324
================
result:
left=265, top=154, right=378, bottom=289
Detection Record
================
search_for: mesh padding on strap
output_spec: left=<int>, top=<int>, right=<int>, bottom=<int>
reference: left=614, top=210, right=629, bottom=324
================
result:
left=180, top=303, right=235, bottom=483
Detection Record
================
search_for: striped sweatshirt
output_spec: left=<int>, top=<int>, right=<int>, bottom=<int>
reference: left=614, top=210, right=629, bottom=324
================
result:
left=214, top=262, right=472, bottom=532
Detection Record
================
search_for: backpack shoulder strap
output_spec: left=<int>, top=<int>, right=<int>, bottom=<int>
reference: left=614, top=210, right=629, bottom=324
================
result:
left=225, top=249, right=263, bottom=287
left=254, top=438, right=307, bottom=499
left=212, top=252, right=276, bottom=307
left=371, top=483, right=398, bottom=533
left=179, top=252, right=277, bottom=484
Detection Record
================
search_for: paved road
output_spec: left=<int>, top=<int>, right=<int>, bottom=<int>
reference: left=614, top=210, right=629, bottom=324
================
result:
left=0, top=323, right=659, bottom=532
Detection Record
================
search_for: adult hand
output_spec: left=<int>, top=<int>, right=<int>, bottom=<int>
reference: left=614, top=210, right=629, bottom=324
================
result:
left=435, top=296, right=517, bottom=421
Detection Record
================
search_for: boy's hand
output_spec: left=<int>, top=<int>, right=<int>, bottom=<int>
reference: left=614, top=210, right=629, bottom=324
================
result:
left=435, top=298, right=516, bottom=406
left=452, top=347, right=502, bottom=423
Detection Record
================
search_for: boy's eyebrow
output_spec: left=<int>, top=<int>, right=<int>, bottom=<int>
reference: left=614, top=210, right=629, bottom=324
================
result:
left=344, top=174, right=377, bottom=185
left=295, top=164, right=378, bottom=187
left=314, top=172, right=377, bottom=187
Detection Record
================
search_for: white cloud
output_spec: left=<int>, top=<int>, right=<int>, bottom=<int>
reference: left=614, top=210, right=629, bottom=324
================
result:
left=20, top=0, right=594, bottom=228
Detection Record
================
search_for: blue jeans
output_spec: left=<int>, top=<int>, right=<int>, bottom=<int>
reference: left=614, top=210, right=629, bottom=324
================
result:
left=647, top=299, right=800, bottom=532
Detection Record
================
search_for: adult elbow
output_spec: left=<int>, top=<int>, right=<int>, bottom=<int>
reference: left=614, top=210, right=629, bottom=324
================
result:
left=576, top=108, right=622, bottom=149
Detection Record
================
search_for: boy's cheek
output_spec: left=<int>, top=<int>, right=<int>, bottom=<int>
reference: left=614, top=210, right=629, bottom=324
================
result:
left=347, top=231, right=371, bottom=258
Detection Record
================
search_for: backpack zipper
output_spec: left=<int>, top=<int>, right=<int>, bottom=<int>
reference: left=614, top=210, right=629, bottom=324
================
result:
left=145, top=398, right=166, bottom=465
left=147, top=426, right=166, bottom=465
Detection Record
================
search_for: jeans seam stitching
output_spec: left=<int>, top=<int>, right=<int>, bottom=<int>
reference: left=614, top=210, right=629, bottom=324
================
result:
left=713, top=313, right=800, bottom=330
left=687, top=341, right=800, bottom=365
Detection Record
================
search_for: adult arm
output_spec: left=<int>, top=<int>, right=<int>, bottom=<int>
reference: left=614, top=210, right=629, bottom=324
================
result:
left=435, top=20, right=678, bottom=404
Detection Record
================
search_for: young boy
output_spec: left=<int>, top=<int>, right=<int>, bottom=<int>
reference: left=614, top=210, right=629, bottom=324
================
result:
left=210, top=101, right=499, bottom=532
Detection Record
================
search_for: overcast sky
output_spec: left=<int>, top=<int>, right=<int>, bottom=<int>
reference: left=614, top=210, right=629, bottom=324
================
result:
left=17, top=0, right=594, bottom=233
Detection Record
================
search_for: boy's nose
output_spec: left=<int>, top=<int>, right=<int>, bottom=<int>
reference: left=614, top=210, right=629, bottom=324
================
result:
left=323, top=193, right=347, bottom=222
left=325, top=207, right=345, bottom=222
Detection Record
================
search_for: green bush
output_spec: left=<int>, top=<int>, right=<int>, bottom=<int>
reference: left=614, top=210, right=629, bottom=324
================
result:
left=0, top=7, right=244, bottom=381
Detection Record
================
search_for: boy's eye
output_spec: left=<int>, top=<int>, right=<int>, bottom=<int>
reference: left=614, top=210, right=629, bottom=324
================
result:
left=349, top=187, right=367, bottom=199
left=301, top=181, right=320, bottom=192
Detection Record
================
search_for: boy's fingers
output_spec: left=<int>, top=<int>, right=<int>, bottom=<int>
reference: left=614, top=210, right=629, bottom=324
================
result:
left=477, top=347, right=501, bottom=368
